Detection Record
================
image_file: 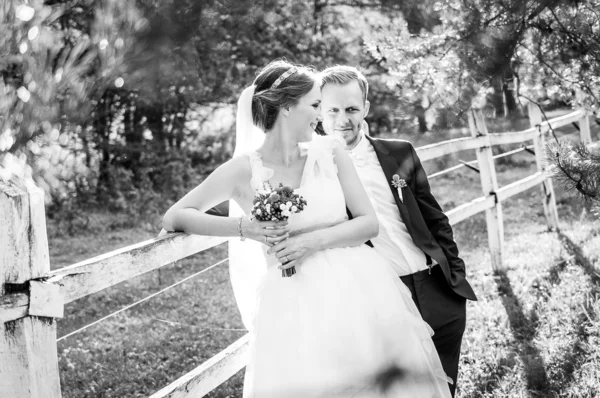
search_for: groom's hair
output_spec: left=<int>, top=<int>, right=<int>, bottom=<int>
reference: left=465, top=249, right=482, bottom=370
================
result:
left=252, top=60, right=318, bottom=131
left=320, top=65, right=369, bottom=102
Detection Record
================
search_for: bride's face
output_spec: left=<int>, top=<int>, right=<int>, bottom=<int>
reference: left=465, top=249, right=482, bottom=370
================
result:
left=287, top=83, right=322, bottom=142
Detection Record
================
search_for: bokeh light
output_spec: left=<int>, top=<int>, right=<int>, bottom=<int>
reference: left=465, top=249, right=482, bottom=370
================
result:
left=17, top=87, right=31, bottom=103
left=15, top=5, right=35, bottom=21
left=27, top=26, right=39, bottom=40
left=54, top=67, right=63, bottom=83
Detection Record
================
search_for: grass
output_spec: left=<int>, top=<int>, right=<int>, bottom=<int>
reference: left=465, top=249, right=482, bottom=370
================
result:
left=51, top=123, right=600, bottom=397
left=52, top=237, right=244, bottom=398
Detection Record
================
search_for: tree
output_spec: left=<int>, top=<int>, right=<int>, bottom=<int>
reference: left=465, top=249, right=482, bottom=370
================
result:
left=547, top=140, right=600, bottom=216
left=0, top=0, right=143, bottom=184
left=364, top=0, right=600, bottom=130
left=3, top=0, right=377, bottom=222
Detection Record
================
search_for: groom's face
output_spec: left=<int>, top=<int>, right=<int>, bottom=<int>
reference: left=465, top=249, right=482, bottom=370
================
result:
left=321, top=81, right=370, bottom=150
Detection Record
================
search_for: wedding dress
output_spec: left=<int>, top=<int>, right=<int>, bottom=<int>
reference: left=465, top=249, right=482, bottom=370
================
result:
left=239, top=135, right=451, bottom=398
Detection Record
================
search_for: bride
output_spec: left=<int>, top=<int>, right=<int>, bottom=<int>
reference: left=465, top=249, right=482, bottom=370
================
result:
left=162, top=60, right=451, bottom=397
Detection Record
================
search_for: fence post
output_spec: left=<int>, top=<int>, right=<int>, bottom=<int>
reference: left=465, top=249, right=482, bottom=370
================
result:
left=527, top=103, right=560, bottom=231
left=0, top=180, right=62, bottom=398
left=468, top=110, right=504, bottom=270
left=579, top=109, right=592, bottom=145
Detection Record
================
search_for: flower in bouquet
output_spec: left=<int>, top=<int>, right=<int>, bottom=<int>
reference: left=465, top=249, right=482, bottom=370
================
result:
left=251, top=182, right=307, bottom=277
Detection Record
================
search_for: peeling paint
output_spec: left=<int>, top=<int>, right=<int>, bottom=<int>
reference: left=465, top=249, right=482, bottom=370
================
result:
left=4, top=319, right=17, bottom=337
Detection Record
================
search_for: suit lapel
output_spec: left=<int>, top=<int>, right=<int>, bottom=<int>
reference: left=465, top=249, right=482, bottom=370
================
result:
left=365, top=136, right=414, bottom=234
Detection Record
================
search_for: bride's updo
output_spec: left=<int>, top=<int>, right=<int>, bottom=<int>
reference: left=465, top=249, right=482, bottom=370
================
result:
left=252, top=60, right=318, bottom=131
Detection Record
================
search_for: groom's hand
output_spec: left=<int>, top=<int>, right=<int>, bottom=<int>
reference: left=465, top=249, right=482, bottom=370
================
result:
left=267, top=233, right=316, bottom=270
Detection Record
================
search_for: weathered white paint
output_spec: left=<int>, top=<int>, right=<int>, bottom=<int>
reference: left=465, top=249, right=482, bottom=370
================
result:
left=1, top=180, right=34, bottom=291
left=0, top=181, right=61, bottom=398
left=579, top=111, right=592, bottom=145
left=446, top=195, right=496, bottom=226
left=149, top=334, right=250, bottom=398
left=29, top=281, right=63, bottom=319
left=528, top=103, right=560, bottom=231
left=538, top=108, right=586, bottom=131
left=415, top=109, right=585, bottom=163
left=415, top=136, right=487, bottom=162
left=469, top=110, right=505, bottom=270
left=487, top=128, right=538, bottom=146
left=495, top=172, right=546, bottom=202
left=1, top=318, right=62, bottom=398
left=486, top=109, right=585, bottom=142
left=47, top=234, right=228, bottom=304
left=0, top=293, right=28, bottom=323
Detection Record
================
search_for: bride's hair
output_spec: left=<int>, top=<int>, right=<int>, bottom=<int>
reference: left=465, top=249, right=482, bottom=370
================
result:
left=252, top=60, right=318, bottom=131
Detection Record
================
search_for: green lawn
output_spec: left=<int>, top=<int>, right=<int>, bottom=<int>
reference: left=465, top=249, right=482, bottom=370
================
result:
left=52, top=135, right=600, bottom=397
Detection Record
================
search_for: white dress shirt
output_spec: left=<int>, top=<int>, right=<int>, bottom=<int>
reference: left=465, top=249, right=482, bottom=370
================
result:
left=348, top=133, right=434, bottom=276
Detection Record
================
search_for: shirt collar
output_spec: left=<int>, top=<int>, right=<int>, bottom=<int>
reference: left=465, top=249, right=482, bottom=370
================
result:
left=349, top=131, right=370, bottom=158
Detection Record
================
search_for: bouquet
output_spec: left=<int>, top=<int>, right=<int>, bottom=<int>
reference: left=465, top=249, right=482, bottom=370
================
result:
left=251, top=182, right=307, bottom=277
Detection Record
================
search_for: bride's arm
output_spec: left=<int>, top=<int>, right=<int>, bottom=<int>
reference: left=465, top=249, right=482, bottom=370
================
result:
left=162, top=157, right=289, bottom=244
left=268, top=142, right=379, bottom=267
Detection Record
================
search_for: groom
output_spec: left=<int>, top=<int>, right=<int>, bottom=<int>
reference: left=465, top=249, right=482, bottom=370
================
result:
left=319, top=66, right=477, bottom=397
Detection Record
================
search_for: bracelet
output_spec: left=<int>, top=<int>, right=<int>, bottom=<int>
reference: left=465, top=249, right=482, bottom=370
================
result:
left=237, top=216, right=246, bottom=241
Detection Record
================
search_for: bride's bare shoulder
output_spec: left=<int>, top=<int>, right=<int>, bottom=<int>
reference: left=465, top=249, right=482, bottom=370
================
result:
left=214, top=154, right=252, bottom=181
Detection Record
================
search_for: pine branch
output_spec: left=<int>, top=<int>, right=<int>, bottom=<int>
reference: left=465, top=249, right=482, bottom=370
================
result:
left=546, top=141, right=600, bottom=203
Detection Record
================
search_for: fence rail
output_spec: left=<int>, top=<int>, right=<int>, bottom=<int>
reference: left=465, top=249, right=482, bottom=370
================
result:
left=0, top=106, right=594, bottom=398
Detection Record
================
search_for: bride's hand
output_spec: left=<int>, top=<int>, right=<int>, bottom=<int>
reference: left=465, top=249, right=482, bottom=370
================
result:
left=242, top=216, right=290, bottom=246
left=266, top=233, right=316, bottom=270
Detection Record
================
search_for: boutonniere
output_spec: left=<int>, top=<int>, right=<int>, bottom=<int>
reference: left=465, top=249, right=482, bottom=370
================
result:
left=391, top=174, right=407, bottom=202
left=391, top=174, right=407, bottom=189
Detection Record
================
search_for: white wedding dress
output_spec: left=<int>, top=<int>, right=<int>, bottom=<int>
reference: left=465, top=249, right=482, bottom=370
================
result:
left=239, top=135, right=451, bottom=398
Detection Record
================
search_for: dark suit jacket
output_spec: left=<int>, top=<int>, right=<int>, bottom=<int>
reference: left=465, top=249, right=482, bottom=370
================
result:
left=363, top=135, right=477, bottom=301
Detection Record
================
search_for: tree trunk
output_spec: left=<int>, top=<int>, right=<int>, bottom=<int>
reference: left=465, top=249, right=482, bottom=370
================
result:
left=94, top=94, right=113, bottom=190
left=414, top=104, right=428, bottom=133
left=123, top=94, right=143, bottom=171
left=503, top=73, right=521, bottom=120
left=489, top=77, right=504, bottom=118
left=147, top=109, right=164, bottom=150
left=503, top=84, right=519, bottom=118
left=313, top=0, right=326, bottom=36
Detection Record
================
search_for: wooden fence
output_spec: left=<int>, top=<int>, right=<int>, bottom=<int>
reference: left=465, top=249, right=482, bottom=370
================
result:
left=0, top=105, right=595, bottom=397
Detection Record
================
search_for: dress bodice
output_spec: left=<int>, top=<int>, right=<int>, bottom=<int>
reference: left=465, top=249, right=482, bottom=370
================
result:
left=246, top=135, right=348, bottom=236
left=243, top=139, right=452, bottom=398
left=228, top=135, right=350, bottom=329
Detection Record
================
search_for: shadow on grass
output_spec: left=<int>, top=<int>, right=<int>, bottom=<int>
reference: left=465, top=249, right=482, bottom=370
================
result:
left=485, top=269, right=549, bottom=396
left=478, top=230, right=599, bottom=398
left=472, top=229, right=599, bottom=397
left=558, top=232, right=600, bottom=286
left=538, top=231, right=600, bottom=396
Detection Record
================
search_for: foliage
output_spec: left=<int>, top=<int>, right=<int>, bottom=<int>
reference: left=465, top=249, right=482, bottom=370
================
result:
left=364, top=0, right=600, bottom=131
left=3, top=0, right=599, bottom=227
left=2, top=0, right=383, bottom=230
left=363, top=0, right=600, bottom=203
left=0, top=0, right=143, bottom=177
left=546, top=139, right=600, bottom=216
left=519, top=0, right=600, bottom=109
